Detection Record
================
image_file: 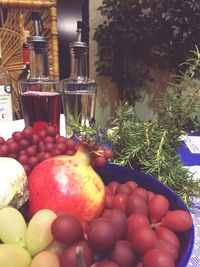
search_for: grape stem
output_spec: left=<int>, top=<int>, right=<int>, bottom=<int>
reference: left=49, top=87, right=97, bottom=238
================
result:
left=75, top=246, right=87, bottom=267
left=151, top=222, right=162, bottom=229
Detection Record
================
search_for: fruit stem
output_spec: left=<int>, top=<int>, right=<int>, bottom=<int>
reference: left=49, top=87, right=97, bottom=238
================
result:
left=76, top=246, right=87, bottom=267
left=73, top=143, right=91, bottom=166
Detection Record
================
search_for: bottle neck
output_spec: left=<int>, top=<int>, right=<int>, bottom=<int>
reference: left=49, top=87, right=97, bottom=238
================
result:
left=29, top=41, right=49, bottom=79
left=70, top=46, right=88, bottom=80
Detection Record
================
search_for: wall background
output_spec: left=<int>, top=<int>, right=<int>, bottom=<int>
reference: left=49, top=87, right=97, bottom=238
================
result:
left=89, top=0, right=171, bottom=127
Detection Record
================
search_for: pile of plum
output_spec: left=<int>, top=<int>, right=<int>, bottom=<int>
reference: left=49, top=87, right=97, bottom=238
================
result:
left=50, top=180, right=193, bottom=267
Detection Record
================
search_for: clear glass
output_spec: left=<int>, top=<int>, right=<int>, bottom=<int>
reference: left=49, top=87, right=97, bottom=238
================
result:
left=62, top=43, right=97, bottom=137
left=28, top=41, right=49, bottom=79
left=18, top=79, right=62, bottom=133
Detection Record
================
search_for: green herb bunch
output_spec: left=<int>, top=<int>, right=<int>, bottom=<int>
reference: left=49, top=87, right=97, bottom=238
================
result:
left=67, top=48, right=200, bottom=205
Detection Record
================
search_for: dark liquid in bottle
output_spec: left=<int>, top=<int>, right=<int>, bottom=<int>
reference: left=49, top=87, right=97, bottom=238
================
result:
left=20, top=91, right=61, bottom=133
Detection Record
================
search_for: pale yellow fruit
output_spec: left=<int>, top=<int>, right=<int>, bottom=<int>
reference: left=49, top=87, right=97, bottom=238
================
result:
left=0, top=244, right=31, bottom=267
left=0, top=207, right=27, bottom=247
left=30, top=251, right=60, bottom=267
left=26, top=209, right=57, bottom=256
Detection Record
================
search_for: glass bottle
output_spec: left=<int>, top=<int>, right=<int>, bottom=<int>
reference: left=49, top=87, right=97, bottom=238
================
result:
left=0, top=39, right=13, bottom=121
left=18, top=30, right=31, bottom=81
left=62, top=21, right=97, bottom=137
left=18, top=12, right=62, bottom=133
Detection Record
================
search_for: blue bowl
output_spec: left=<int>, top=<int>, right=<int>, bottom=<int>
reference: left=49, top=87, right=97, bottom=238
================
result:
left=95, top=163, right=194, bottom=267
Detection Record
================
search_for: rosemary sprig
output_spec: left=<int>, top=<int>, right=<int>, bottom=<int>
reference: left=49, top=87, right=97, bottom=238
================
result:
left=66, top=48, right=200, bottom=205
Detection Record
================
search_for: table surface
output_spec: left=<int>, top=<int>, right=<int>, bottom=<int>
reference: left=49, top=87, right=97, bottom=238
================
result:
left=0, top=119, right=200, bottom=266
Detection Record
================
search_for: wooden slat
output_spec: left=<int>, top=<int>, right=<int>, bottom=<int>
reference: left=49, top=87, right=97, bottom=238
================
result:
left=0, top=0, right=56, bottom=8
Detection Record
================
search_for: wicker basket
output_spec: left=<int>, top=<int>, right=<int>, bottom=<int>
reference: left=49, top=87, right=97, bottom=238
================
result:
left=0, top=0, right=59, bottom=119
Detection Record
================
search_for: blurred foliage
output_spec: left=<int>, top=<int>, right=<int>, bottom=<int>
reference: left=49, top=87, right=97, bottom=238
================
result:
left=94, top=0, right=200, bottom=103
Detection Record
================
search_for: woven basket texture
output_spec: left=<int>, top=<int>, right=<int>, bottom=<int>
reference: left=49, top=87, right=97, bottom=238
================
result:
left=0, top=1, right=58, bottom=119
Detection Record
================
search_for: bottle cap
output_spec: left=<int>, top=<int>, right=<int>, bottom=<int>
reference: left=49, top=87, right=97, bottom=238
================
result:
left=27, top=36, right=48, bottom=43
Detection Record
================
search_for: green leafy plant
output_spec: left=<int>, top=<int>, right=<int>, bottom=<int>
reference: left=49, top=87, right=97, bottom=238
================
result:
left=68, top=48, right=200, bottom=205
left=94, top=0, right=200, bottom=104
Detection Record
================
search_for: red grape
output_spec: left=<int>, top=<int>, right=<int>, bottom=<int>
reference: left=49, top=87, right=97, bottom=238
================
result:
left=0, top=144, right=8, bottom=156
left=45, top=142, right=55, bottom=152
left=104, top=193, right=114, bottom=209
left=109, top=240, right=136, bottom=267
left=103, top=148, right=113, bottom=159
left=56, top=136, right=66, bottom=143
left=26, top=145, right=37, bottom=157
left=125, top=180, right=138, bottom=191
left=28, top=156, right=39, bottom=168
left=112, top=193, right=128, bottom=212
left=155, top=226, right=180, bottom=250
left=46, top=125, right=57, bottom=137
left=148, top=194, right=169, bottom=223
left=102, top=209, right=127, bottom=240
left=161, top=210, right=193, bottom=232
left=19, top=139, right=30, bottom=149
left=18, top=154, right=28, bottom=165
left=60, top=240, right=93, bottom=267
left=155, top=239, right=179, bottom=260
left=52, top=149, right=62, bottom=156
left=97, top=261, right=119, bottom=267
left=127, top=213, right=150, bottom=236
left=0, top=136, right=5, bottom=145
left=87, top=218, right=116, bottom=252
left=31, top=133, right=41, bottom=145
left=22, top=127, right=33, bottom=140
left=51, top=213, right=84, bottom=244
left=132, top=187, right=149, bottom=201
left=66, top=138, right=76, bottom=150
left=39, top=129, right=48, bottom=139
left=7, top=141, right=20, bottom=154
left=12, top=131, right=23, bottom=142
left=108, top=181, right=120, bottom=194
left=65, top=150, right=76, bottom=156
left=116, top=184, right=132, bottom=195
left=126, top=194, right=148, bottom=217
left=130, top=226, right=157, bottom=255
left=55, top=142, right=67, bottom=154
left=93, top=156, right=106, bottom=167
left=43, top=136, right=55, bottom=144
left=142, top=248, right=175, bottom=267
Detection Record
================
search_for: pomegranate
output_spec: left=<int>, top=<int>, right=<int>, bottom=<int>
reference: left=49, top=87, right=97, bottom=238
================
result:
left=28, top=147, right=105, bottom=222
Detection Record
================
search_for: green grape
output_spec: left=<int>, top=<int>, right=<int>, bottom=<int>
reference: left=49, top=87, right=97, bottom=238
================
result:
left=0, top=244, right=31, bottom=267
left=26, top=209, right=57, bottom=256
left=0, top=207, right=27, bottom=247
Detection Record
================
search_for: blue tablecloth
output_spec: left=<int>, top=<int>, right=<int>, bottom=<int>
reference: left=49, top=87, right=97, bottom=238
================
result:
left=178, top=138, right=200, bottom=266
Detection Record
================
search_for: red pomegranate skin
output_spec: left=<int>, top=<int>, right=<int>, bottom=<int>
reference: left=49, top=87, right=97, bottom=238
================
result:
left=28, top=153, right=105, bottom=222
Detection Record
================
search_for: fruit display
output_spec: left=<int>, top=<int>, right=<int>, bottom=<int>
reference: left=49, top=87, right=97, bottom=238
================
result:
left=0, top=178, right=193, bottom=267
left=0, top=157, right=28, bottom=209
left=28, top=149, right=105, bottom=221
left=0, top=126, right=194, bottom=266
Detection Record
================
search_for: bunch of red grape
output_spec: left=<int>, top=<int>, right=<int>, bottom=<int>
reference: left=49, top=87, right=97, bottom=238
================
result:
left=49, top=180, right=193, bottom=267
left=0, top=126, right=113, bottom=175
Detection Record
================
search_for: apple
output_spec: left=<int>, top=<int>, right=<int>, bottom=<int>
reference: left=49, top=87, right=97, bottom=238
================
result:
left=28, top=148, right=105, bottom=222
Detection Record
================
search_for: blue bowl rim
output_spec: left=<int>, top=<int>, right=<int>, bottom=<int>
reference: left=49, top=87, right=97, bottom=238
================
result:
left=95, top=163, right=195, bottom=267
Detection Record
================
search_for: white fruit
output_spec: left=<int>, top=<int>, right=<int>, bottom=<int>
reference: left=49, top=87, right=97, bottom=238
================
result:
left=0, top=157, right=28, bottom=209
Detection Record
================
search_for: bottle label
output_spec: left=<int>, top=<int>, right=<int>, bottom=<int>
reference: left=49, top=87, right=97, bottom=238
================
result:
left=0, top=84, right=13, bottom=121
